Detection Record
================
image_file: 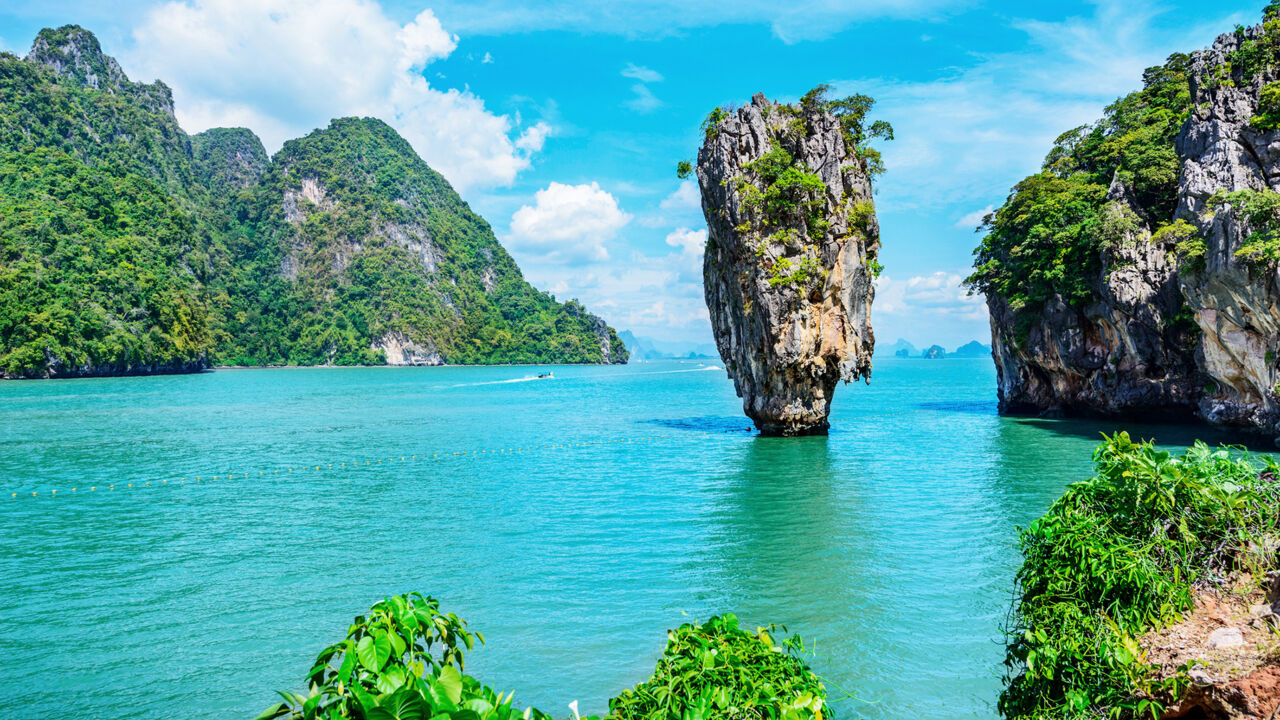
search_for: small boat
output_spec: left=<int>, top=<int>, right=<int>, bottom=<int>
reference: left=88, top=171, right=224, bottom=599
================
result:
left=536, top=371, right=553, bottom=379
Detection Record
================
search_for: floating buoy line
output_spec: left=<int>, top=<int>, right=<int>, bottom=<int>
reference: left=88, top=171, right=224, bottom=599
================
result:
left=5, top=430, right=749, bottom=501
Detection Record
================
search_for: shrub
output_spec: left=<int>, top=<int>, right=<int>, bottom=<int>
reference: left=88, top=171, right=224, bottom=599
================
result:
left=1210, top=189, right=1280, bottom=266
left=258, top=596, right=828, bottom=720
left=1252, top=81, right=1280, bottom=130
left=739, top=144, right=828, bottom=233
left=1001, top=433, right=1280, bottom=720
left=1151, top=219, right=1206, bottom=270
left=255, top=592, right=545, bottom=720
left=609, top=614, right=828, bottom=720
left=799, top=84, right=894, bottom=177
left=702, top=108, right=729, bottom=142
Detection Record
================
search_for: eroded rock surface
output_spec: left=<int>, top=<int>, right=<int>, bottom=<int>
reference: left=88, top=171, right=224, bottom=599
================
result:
left=696, top=93, right=878, bottom=435
left=1177, top=25, right=1280, bottom=435
left=991, top=178, right=1201, bottom=419
left=981, top=22, right=1280, bottom=438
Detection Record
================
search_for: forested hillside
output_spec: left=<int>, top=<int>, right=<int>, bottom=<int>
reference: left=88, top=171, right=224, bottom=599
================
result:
left=0, top=25, right=626, bottom=378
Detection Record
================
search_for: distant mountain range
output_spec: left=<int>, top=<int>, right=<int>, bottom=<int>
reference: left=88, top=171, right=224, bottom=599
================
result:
left=618, top=331, right=717, bottom=360
left=876, top=338, right=992, bottom=359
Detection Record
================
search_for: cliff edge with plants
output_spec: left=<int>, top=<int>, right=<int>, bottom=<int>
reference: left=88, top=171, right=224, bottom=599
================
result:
left=1003, top=434, right=1280, bottom=720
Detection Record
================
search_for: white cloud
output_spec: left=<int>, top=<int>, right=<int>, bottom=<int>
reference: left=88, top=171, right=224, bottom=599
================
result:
left=659, top=180, right=700, bottom=213
left=664, top=228, right=706, bottom=274
left=515, top=121, right=552, bottom=153
left=125, top=0, right=548, bottom=191
left=621, top=63, right=664, bottom=113
left=507, top=220, right=710, bottom=339
left=626, top=83, right=663, bottom=113
left=508, top=182, right=632, bottom=263
left=955, top=206, right=994, bottom=230
left=665, top=228, right=706, bottom=255
left=482, top=51, right=493, bottom=64
left=875, top=271, right=987, bottom=323
left=621, top=63, right=663, bottom=83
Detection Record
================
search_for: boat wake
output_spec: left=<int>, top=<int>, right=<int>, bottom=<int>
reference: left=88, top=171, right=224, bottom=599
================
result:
left=446, top=375, right=554, bottom=388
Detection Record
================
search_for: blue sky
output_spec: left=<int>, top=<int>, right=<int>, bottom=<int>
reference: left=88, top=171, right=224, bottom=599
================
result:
left=0, top=0, right=1266, bottom=350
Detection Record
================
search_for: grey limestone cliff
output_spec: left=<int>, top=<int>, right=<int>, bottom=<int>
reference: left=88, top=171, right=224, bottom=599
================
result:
left=696, top=93, right=879, bottom=435
left=1176, top=23, right=1280, bottom=434
left=989, top=178, right=1201, bottom=419
left=980, top=17, right=1280, bottom=439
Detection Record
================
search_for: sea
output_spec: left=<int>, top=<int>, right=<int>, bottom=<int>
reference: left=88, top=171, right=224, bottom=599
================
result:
left=0, top=357, right=1261, bottom=719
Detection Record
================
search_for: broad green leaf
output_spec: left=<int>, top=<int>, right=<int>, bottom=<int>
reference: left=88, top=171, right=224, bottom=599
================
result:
left=357, top=636, right=379, bottom=673
left=437, top=665, right=463, bottom=705
left=253, top=703, right=291, bottom=720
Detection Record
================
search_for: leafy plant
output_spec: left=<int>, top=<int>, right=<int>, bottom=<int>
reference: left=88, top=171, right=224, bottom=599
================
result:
left=1209, top=188, right=1280, bottom=266
left=738, top=144, right=829, bottom=233
left=1001, top=433, right=1280, bottom=720
left=256, top=593, right=552, bottom=720
left=676, top=160, right=693, bottom=179
left=799, top=84, right=894, bottom=179
left=609, top=614, right=829, bottom=720
left=1151, top=220, right=1206, bottom=271
left=702, top=107, right=729, bottom=141
left=1253, top=81, right=1280, bottom=130
left=260, top=597, right=830, bottom=720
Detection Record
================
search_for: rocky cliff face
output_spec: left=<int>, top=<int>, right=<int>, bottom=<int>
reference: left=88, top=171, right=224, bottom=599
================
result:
left=975, top=16, right=1280, bottom=438
left=697, top=93, right=878, bottom=435
left=988, top=180, right=1201, bottom=419
left=1176, top=25, right=1280, bottom=435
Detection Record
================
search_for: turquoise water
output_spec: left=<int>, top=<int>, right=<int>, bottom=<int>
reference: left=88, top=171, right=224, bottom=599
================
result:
left=0, top=358, right=1260, bottom=719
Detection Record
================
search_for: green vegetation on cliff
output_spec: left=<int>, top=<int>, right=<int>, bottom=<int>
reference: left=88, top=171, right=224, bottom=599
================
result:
left=0, top=25, right=626, bottom=377
left=259, top=593, right=828, bottom=720
left=218, top=118, right=624, bottom=367
left=965, top=52, right=1192, bottom=313
left=1002, top=434, right=1279, bottom=719
left=0, top=148, right=210, bottom=376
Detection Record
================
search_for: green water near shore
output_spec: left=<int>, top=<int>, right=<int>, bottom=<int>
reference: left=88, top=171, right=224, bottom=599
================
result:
left=0, top=358, right=1256, bottom=719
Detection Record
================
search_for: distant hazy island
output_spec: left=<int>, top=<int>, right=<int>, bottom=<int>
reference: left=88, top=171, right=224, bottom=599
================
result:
left=879, top=338, right=992, bottom=359
left=0, top=26, right=627, bottom=379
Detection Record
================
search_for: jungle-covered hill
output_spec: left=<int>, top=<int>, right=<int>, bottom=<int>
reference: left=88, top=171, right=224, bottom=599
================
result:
left=0, top=25, right=626, bottom=378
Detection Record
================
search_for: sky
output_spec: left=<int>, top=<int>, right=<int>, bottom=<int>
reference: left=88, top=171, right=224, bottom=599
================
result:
left=0, top=0, right=1266, bottom=350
